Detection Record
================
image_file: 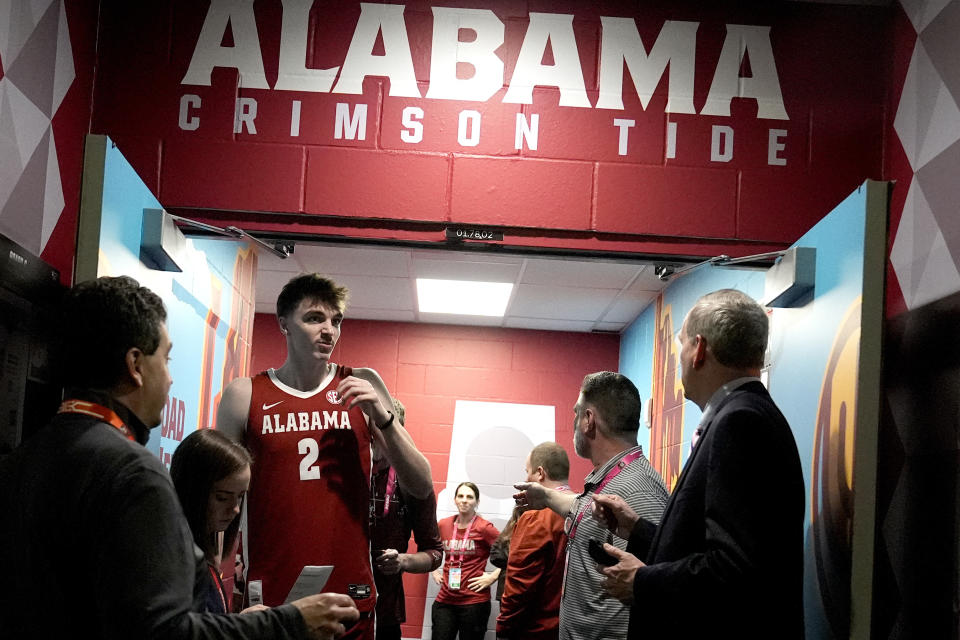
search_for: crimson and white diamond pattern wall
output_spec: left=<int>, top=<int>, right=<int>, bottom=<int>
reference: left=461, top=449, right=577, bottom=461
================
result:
left=0, top=0, right=74, bottom=254
left=891, top=0, right=960, bottom=309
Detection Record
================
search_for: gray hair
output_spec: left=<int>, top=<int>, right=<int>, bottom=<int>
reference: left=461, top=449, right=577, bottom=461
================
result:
left=685, top=289, right=768, bottom=369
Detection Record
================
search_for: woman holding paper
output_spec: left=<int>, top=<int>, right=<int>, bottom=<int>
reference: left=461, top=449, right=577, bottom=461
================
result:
left=171, top=428, right=253, bottom=614
left=431, top=481, right=500, bottom=640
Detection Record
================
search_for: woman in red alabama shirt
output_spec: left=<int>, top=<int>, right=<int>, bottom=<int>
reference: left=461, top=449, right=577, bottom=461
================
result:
left=431, top=482, right=500, bottom=640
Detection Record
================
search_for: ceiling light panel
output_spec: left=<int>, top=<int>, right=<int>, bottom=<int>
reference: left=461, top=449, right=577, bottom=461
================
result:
left=416, top=278, right=513, bottom=316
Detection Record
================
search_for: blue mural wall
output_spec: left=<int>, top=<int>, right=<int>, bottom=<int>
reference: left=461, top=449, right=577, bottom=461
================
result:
left=620, top=183, right=870, bottom=638
left=94, top=139, right=258, bottom=466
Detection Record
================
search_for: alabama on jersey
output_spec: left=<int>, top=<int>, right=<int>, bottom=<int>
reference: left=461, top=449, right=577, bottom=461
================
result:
left=242, top=365, right=375, bottom=613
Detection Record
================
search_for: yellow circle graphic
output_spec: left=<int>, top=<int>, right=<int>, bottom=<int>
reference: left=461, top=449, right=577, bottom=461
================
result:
left=811, top=296, right=861, bottom=637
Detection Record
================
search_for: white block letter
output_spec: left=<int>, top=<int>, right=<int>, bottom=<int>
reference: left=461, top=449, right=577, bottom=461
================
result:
left=515, top=113, right=539, bottom=150
left=401, top=106, right=424, bottom=143
left=504, top=13, right=590, bottom=108
left=234, top=97, right=258, bottom=134
left=275, top=0, right=339, bottom=92
left=427, top=7, right=504, bottom=102
left=181, top=0, right=268, bottom=89
left=333, top=3, right=420, bottom=97
left=290, top=100, right=301, bottom=137
left=614, top=118, right=635, bottom=156
left=711, top=125, right=733, bottom=162
left=768, top=129, right=787, bottom=165
left=335, top=103, right=368, bottom=140
left=701, top=25, right=788, bottom=120
left=666, top=120, right=677, bottom=159
left=597, top=18, right=698, bottom=113
left=458, top=110, right=481, bottom=146
left=179, top=94, right=201, bottom=131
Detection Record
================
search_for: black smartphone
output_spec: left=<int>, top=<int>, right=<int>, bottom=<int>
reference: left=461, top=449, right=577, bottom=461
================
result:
left=588, top=538, right=618, bottom=566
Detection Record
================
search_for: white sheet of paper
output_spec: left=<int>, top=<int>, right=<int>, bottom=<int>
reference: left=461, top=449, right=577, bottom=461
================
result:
left=284, top=565, right=334, bottom=603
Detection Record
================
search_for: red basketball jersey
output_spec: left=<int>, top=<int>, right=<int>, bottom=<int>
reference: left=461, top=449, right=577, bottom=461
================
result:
left=243, top=366, right=375, bottom=618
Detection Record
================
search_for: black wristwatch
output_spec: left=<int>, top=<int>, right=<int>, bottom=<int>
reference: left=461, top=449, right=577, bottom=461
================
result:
left=378, top=412, right=396, bottom=431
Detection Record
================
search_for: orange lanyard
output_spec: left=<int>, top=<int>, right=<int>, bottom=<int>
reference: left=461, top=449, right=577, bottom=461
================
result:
left=209, top=564, right=227, bottom=612
left=58, top=399, right=135, bottom=442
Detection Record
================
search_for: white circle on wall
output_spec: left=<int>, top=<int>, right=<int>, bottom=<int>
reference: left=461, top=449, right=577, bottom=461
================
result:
left=464, top=426, right=535, bottom=500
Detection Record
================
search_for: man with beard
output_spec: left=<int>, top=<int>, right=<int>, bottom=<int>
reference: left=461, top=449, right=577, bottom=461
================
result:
left=513, top=372, right=668, bottom=640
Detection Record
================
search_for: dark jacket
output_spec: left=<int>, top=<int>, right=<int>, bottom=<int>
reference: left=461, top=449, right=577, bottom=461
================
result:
left=627, top=382, right=805, bottom=639
left=0, top=391, right=309, bottom=639
left=370, top=463, right=443, bottom=626
left=489, top=536, right=509, bottom=600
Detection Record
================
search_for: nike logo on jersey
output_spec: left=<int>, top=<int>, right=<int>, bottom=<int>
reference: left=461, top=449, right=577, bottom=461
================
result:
left=262, top=401, right=284, bottom=411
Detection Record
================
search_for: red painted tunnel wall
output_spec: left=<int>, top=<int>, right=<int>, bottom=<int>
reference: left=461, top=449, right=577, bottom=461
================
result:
left=89, top=1, right=890, bottom=259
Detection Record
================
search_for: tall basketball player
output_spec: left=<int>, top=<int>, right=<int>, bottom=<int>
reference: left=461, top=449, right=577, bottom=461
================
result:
left=217, top=274, right=432, bottom=640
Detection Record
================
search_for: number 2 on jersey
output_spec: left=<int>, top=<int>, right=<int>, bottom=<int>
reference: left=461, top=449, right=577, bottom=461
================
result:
left=298, top=438, right=321, bottom=480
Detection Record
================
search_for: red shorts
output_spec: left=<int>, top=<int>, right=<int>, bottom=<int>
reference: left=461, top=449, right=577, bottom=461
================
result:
left=342, top=613, right=374, bottom=640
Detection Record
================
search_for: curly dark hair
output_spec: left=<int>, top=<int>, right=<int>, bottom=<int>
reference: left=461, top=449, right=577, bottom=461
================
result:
left=276, top=273, right=349, bottom=318
left=59, top=276, right=167, bottom=389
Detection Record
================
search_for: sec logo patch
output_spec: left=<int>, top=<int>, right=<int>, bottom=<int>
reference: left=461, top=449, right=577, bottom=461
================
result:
left=326, top=390, right=342, bottom=404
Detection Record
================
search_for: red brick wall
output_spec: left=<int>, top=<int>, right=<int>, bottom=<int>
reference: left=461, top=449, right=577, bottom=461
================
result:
left=89, top=1, right=889, bottom=260
left=250, top=313, right=619, bottom=636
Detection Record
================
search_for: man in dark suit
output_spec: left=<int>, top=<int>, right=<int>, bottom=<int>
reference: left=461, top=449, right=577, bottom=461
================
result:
left=593, top=288, right=804, bottom=639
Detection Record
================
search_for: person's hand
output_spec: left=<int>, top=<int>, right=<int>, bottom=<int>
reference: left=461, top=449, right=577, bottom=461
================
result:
left=597, top=544, right=644, bottom=605
left=431, top=568, right=444, bottom=585
left=290, top=592, right=359, bottom=640
left=591, top=493, right=639, bottom=539
left=375, top=549, right=402, bottom=575
left=513, top=481, right=548, bottom=510
left=336, top=376, right=390, bottom=426
left=467, top=571, right=498, bottom=592
left=239, top=604, right=269, bottom=614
